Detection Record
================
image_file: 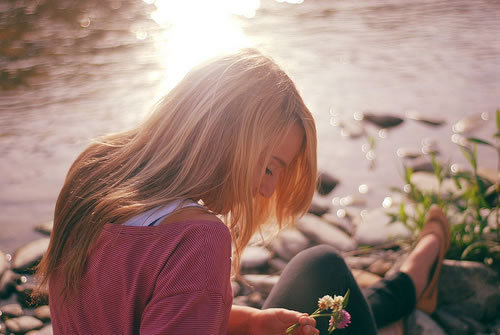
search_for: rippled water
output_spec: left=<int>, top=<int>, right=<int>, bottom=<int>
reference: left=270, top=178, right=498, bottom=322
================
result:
left=1, top=0, right=499, bottom=252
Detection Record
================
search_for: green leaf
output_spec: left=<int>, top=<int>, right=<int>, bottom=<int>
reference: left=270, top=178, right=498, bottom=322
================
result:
left=467, top=137, right=494, bottom=147
left=342, top=289, right=350, bottom=308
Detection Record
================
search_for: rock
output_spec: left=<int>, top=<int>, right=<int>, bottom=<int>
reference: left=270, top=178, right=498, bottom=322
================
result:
left=413, top=310, right=447, bottom=335
left=12, top=238, right=50, bottom=274
left=317, top=172, right=339, bottom=195
left=433, top=309, right=470, bottom=335
left=33, top=305, right=50, bottom=322
left=351, top=269, right=381, bottom=288
left=268, top=258, right=287, bottom=272
left=363, top=112, right=404, bottom=129
left=308, top=199, right=329, bottom=217
left=0, top=252, right=8, bottom=279
left=339, top=119, right=365, bottom=138
left=241, top=246, right=271, bottom=271
left=247, top=291, right=264, bottom=308
left=406, top=111, right=446, bottom=127
left=242, top=274, right=280, bottom=296
left=406, top=158, right=434, bottom=173
left=367, top=258, right=393, bottom=277
left=5, top=316, right=43, bottom=334
left=452, top=113, right=489, bottom=134
left=34, top=221, right=53, bottom=236
left=438, top=259, right=500, bottom=321
left=270, top=229, right=310, bottom=262
left=0, top=303, right=24, bottom=318
left=396, top=147, right=423, bottom=160
left=322, top=213, right=355, bottom=236
left=232, top=295, right=249, bottom=306
left=345, top=255, right=378, bottom=270
left=26, top=324, right=53, bottom=335
left=16, top=282, right=49, bottom=308
left=296, top=214, right=357, bottom=251
left=231, top=281, right=240, bottom=297
left=410, top=172, right=460, bottom=195
left=0, top=270, right=20, bottom=299
left=353, top=208, right=411, bottom=246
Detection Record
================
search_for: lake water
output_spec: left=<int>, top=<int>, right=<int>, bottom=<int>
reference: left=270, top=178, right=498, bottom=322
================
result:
left=1, top=0, right=499, bottom=253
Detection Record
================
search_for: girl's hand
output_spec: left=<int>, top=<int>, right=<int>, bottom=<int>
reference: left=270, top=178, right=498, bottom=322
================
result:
left=249, top=308, right=319, bottom=335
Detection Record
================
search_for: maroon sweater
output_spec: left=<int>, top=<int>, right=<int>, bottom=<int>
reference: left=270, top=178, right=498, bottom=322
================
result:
left=49, top=220, right=233, bottom=334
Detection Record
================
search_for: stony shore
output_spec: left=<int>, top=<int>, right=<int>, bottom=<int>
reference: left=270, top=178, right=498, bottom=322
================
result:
left=1, top=171, right=499, bottom=334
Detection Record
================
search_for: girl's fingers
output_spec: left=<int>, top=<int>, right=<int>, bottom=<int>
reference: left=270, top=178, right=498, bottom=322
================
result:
left=300, top=325, right=320, bottom=335
left=298, top=315, right=316, bottom=327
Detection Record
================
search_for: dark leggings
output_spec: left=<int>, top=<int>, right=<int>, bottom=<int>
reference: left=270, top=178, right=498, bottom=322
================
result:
left=262, top=245, right=416, bottom=334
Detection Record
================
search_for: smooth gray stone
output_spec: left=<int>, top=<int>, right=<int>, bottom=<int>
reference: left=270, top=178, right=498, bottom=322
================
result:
left=406, top=158, right=434, bottom=173
left=406, top=111, right=446, bottom=127
left=438, top=259, right=500, bottom=321
left=363, top=112, right=404, bottom=129
left=317, top=172, right=339, bottom=195
left=0, top=252, right=8, bottom=279
left=353, top=208, right=410, bottom=246
left=396, top=147, right=423, bottom=160
left=26, top=324, right=53, bottom=335
left=241, top=246, right=271, bottom=270
left=296, top=214, right=357, bottom=251
left=412, top=310, right=446, bottom=335
left=308, top=198, right=329, bottom=217
left=0, top=303, right=24, bottom=318
left=5, top=316, right=43, bottom=334
left=232, top=295, right=249, bottom=306
left=269, top=257, right=287, bottom=272
left=433, top=309, right=469, bottom=335
left=34, top=221, right=53, bottom=236
left=12, top=238, right=50, bottom=273
left=231, top=281, right=240, bottom=297
left=345, top=255, right=378, bottom=270
left=242, top=274, right=280, bottom=296
left=322, top=213, right=355, bottom=236
left=34, top=305, right=51, bottom=322
left=270, top=229, right=309, bottom=261
left=339, top=119, right=365, bottom=138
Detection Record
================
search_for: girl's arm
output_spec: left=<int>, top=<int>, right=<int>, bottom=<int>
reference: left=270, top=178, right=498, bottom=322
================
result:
left=228, top=305, right=319, bottom=335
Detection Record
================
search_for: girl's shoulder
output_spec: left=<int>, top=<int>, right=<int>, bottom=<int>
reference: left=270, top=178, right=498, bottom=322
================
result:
left=158, top=206, right=223, bottom=227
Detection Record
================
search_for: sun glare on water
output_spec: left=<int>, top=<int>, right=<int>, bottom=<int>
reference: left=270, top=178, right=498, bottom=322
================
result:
left=148, top=0, right=260, bottom=91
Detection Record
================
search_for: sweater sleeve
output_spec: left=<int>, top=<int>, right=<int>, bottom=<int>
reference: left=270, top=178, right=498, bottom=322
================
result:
left=139, top=222, right=233, bottom=335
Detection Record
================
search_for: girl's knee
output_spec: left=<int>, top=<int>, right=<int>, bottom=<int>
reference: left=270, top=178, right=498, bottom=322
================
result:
left=295, top=244, right=347, bottom=270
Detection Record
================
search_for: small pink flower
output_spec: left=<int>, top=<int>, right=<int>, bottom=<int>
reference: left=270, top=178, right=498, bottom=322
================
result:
left=337, top=310, right=351, bottom=329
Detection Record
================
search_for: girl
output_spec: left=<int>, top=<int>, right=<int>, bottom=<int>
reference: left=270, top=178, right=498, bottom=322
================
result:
left=37, top=49, right=449, bottom=334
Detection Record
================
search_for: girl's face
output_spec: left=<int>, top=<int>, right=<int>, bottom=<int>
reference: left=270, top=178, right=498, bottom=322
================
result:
left=254, top=122, right=305, bottom=198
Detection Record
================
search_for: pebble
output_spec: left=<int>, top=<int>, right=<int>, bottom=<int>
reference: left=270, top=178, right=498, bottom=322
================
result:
left=367, top=258, right=393, bottom=277
left=0, top=303, right=24, bottom=318
left=322, top=213, right=355, bottom=236
left=0, top=253, right=8, bottom=279
left=270, top=229, right=309, bottom=262
left=34, top=221, right=53, bottom=236
left=405, top=111, right=446, bottom=127
left=362, top=112, right=404, bottom=129
left=26, top=324, right=53, bottom=335
left=296, top=214, right=357, bottom=251
left=242, top=274, right=280, bottom=296
left=34, top=305, right=51, bottom=322
left=5, top=316, right=43, bottom=334
left=353, top=208, right=410, bottom=246
left=307, top=198, right=329, bottom=217
left=413, top=310, right=447, bottom=335
left=339, top=119, right=365, bottom=138
left=345, top=255, right=378, bottom=270
left=12, top=238, right=50, bottom=274
left=316, top=172, right=339, bottom=195
left=351, top=269, right=381, bottom=288
left=240, top=246, right=271, bottom=271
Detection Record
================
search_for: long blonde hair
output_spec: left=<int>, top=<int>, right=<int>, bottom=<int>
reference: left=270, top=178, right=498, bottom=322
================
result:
left=37, top=48, right=317, bottom=296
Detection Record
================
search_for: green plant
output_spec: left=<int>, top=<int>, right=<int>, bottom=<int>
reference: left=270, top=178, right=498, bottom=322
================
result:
left=389, top=109, right=500, bottom=272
